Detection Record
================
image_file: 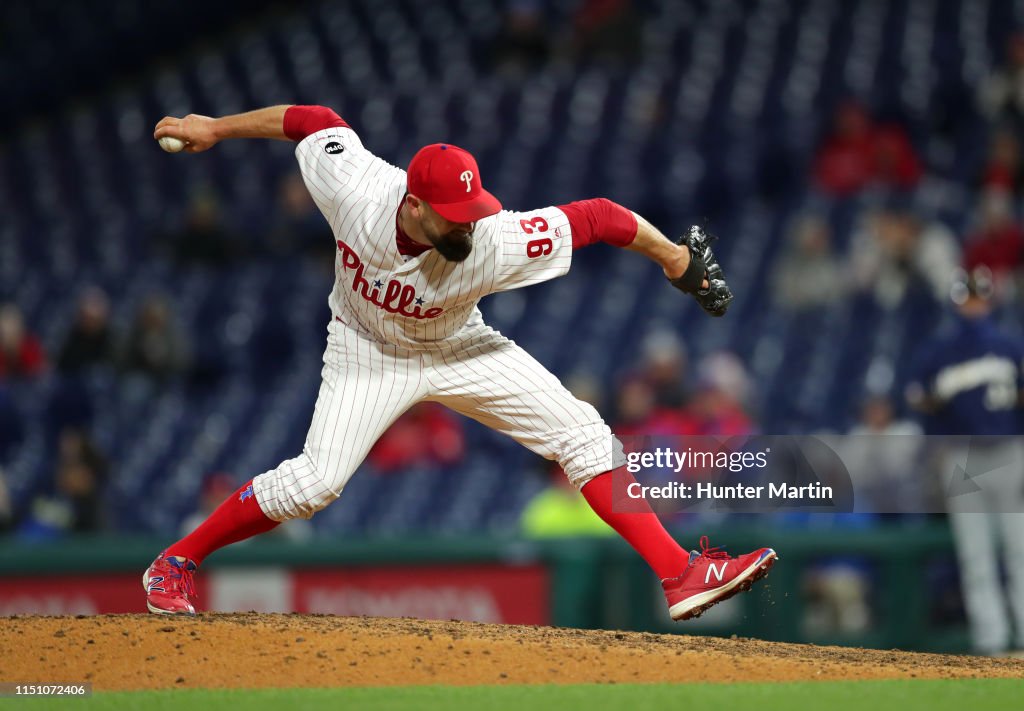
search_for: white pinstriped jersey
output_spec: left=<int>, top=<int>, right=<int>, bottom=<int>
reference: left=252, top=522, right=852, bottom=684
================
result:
left=250, top=124, right=618, bottom=520
left=295, top=126, right=573, bottom=349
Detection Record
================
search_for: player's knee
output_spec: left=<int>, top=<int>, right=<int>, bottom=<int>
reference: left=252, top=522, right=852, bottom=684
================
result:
left=294, top=477, right=340, bottom=519
left=557, top=423, right=624, bottom=490
left=251, top=453, right=343, bottom=522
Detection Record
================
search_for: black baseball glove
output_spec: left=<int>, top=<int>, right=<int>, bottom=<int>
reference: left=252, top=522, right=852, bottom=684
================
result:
left=667, top=225, right=734, bottom=317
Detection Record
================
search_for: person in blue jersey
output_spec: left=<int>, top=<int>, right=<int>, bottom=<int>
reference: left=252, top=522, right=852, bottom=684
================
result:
left=906, top=267, right=1024, bottom=656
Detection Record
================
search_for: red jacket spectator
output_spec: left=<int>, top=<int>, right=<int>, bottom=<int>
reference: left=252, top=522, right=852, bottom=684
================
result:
left=0, top=304, right=46, bottom=380
left=980, top=129, right=1023, bottom=196
left=616, top=408, right=701, bottom=438
left=369, top=403, right=466, bottom=472
left=964, top=227, right=1024, bottom=275
left=964, top=190, right=1024, bottom=275
left=613, top=376, right=700, bottom=438
left=687, top=353, right=757, bottom=437
left=814, top=102, right=921, bottom=196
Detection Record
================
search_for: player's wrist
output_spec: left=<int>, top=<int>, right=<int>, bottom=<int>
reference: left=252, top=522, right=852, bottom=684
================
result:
left=209, top=117, right=229, bottom=143
left=661, top=243, right=690, bottom=280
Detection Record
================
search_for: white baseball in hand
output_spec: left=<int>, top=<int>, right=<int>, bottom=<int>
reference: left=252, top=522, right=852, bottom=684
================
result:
left=158, top=136, right=186, bottom=153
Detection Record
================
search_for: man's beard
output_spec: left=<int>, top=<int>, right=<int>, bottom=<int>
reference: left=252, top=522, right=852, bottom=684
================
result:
left=431, top=229, right=473, bottom=262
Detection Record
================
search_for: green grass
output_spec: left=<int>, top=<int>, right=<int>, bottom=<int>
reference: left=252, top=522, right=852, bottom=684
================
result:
left=4, top=680, right=1022, bottom=711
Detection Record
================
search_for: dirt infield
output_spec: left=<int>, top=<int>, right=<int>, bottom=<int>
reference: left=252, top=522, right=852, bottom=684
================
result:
left=2, top=614, right=1022, bottom=690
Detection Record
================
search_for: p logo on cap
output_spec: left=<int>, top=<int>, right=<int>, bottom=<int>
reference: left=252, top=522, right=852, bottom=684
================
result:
left=407, top=144, right=501, bottom=223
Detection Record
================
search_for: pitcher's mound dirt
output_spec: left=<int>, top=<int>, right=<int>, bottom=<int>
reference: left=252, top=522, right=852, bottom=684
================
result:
left=2, top=614, right=1022, bottom=690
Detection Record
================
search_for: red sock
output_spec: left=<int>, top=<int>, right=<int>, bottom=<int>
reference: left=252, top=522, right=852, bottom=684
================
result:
left=166, top=480, right=278, bottom=566
left=581, top=468, right=690, bottom=579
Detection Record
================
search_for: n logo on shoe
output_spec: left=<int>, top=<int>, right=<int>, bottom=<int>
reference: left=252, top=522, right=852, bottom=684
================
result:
left=705, top=561, right=728, bottom=584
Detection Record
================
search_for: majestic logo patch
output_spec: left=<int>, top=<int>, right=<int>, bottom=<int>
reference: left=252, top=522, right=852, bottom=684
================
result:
left=460, top=170, right=473, bottom=192
left=239, top=484, right=255, bottom=502
left=324, top=141, right=345, bottom=155
left=336, top=239, right=444, bottom=320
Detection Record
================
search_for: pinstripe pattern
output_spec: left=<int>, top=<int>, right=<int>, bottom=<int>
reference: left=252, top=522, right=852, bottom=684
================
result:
left=253, top=320, right=427, bottom=520
left=423, top=325, right=619, bottom=488
left=251, top=127, right=617, bottom=521
left=293, top=128, right=572, bottom=349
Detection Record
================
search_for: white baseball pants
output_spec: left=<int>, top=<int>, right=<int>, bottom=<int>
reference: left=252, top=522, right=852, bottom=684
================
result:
left=252, top=318, right=618, bottom=521
left=943, top=440, right=1024, bottom=653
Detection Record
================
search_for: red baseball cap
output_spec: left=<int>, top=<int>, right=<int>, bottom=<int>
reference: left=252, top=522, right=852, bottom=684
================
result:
left=407, top=143, right=502, bottom=223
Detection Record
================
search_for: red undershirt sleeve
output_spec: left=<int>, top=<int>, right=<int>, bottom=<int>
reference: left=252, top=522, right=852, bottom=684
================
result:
left=558, top=198, right=638, bottom=250
left=283, top=105, right=350, bottom=141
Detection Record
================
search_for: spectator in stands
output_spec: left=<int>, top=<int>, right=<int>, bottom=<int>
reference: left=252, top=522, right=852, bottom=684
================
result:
left=813, top=101, right=921, bottom=197
left=18, top=427, right=107, bottom=539
left=571, top=0, right=641, bottom=65
left=979, top=128, right=1023, bottom=197
left=687, top=352, right=756, bottom=436
left=180, top=472, right=237, bottom=537
left=840, top=394, right=925, bottom=514
left=614, top=375, right=696, bottom=437
left=57, top=287, right=117, bottom=374
left=490, top=0, right=552, bottom=77
left=172, top=189, right=240, bottom=266
left=266, top=173, right=332, bottom=261
left=564, top=370, right=606, bottom=414
left=0, top=303, right=46, bottom=381
left=963, top=188, right=1024, bottom=281
left=368, top=403, right=466, bottom=473
left=978, top=32, right=1024, bottom=129
left=772, top=213, right=848, bottom=312
left=872, top=122, right=923, bottom=192
left=521, top=463, right=614, bottom=538
left=849, top=205, right=959, bottom=306
left=613, top=362, right=697, bottom=514
left=121, top=294, right=191, bottom=383
left=638, top=330, right=689, bottom=410
left=802, top=562, right=872, bottom=636
left=850, top=393, right=923, bottom=438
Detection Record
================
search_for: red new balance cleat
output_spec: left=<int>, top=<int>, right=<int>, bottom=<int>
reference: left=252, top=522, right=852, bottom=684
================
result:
left=142, top=551, right=199, bottom=615
left=662, top=536, right=777, bottom=621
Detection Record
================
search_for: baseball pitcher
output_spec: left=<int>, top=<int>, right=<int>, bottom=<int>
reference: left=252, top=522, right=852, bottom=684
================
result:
left=143, top=104, right=776, bottom=622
